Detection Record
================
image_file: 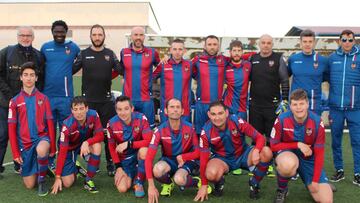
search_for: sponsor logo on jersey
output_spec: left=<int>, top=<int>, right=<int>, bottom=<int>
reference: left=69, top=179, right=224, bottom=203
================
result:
left=45, top=48, right=55, bottom=51
left=294, top=61, right=303, bottom=64
left=124, top=54, right=131, bottom=57
left=164, top=68, right=173, bottom=71
left=333, top=61, right=342, bottom=64
left=252, top=61, right=260, bottom=64
left=85, top=56, right=95, bottom=59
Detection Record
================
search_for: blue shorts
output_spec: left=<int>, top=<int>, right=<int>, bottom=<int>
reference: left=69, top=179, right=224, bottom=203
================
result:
left=61, top=148, right=81, bottom=176
left=160, top=157, right=199, bottom=176
left=195, top=102, right=210, bottom=134
left=277, top=150, right=328, bottom=186
left=49, top=97, right=72, bottom=130
left=211, top=146, right=253, bottom=172
left=133, top=100, right=155, bottom=128
left=121, top=154, right=138, bottom=180
left=21, top=137, right=50, bottom=177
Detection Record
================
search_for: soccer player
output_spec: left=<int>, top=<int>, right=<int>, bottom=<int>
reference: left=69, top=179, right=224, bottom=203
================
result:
left=50, top=96, right=103, bottom=194
left=194, top=101, right=273, bottom=201
left=120, top=26, right=160, bottom=128
left=73, top=24, right=122, bottom=176
left=107, top=95, right=152, bottom=198
left=270, top=89, right=333, bottom=203
left=0, top=26, right=45, bottom=174
left=146, top=98, right=209, bottom=203
left=8, top=62, right=55, bottom=196
left=192, top=35, right=228, bottom=135
left=328, top=29, right=360, bottom=186
left=153, top=39, right=192, bottom=123
left=287, top=29, right=328, bottom=115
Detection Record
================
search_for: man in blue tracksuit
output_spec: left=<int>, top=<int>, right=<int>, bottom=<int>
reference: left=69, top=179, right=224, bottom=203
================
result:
left=288, top=29, right=328, bottom=116
left=41, top=20, right=80, bottom=168
left=328, top=29, right=360, bottom=186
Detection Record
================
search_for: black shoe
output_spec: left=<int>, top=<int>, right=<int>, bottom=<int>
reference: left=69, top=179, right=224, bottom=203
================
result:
left=0, top=166, right=4, bottom=173
left=38, top=181, right=48, bottom=197
left=330, top=169, right=345, bottom=182
left=106, top=163, right=115, bottom=177
left=274, top=189, right=288, bottom=203
left=353, top=174, right=360, bottom=186
left=213, top=177, right=225, bottom=197
left=249, top=181, right=260, bottom=200
left=14, top=161, right=21, bottom=174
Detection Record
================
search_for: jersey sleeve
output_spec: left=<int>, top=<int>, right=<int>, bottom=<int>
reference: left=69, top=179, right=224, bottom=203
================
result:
left=107, top=122, right=121, bottom=164
left=72, top=51, right=83, bottom=74
left=270, top=117, right=298, bottom=151
left=153, top=49, right=161, bottom=67
left=313, top=120, right=325, bottom=183
left=181, top=127, right=200, bottom=161
left=55, top=124, right=71, bottom=176
left=236, top=117, right=265, bottom=151
left=191, top=55, right=199, bottom=79
left=111, top=50, right=124, bottom=76
left=199, top=129, right=210, bottom=185
left=152, top=63, right=163, bottom=81
left=44, top=97, right=56, bottom=154
left=145, top=129, right=162, bottom=179
left=87, top=113, right=104, bottom=145
left=8, top=99, right=20, bottom=159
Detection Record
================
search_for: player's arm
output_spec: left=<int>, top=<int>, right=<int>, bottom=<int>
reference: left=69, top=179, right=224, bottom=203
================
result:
left=86, top=114, right=104, bottom=145
left=111, top=50, right=124, bottom=78
left=107, top=123, right=122, bottom=167
left=44, top=97, right=56, bottom=155
left=279, top=55, right=289, bottom=101
left=191, top=55, right=199, bottom=79
left=180, top=128, right=200, bottom=161
left=237, top=117, right=265, bottom=151
left=72, top=51, right=83, bottom=74
left=132, top=115, right=152, bottom=149
left=153, top=49, right=161, bottom=66
left=152, top=63, right=162, bottom=82
left=270, top=118, right=298, bottom=152
left=0, top=47, right=12, bottom=100
left=312, top=120, right=326, bottom=183
left=54, top=126, right=71, bottom=177
left=8, top=100, right=20, bottom=162
left=194, top=130, right=210, bottom=202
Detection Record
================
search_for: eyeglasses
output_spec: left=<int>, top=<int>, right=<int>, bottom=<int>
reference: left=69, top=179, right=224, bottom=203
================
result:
left=341, top=38, right=354, bottom=43
left=18, top=34, right=33, bottom=38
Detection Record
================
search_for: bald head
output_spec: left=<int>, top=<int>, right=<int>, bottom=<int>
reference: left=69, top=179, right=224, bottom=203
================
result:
left=131, top=26, right=145, bottom=50
left=259, top=34, right=273, bottom=57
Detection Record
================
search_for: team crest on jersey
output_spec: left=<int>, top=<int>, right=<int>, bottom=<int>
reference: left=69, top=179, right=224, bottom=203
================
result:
left=217, top=58, right=222, bottom=63
left=38, top=99, right=43, bottom=106
left=184, top=133, right=190, bottom=140
left=104, top=55, right=110, bottom=61
left=231, top=129, right=238, bottom=136
left=268, top=60, right=274, bottom=67
left=184, top=66, right=189, bottom=72
left=65, top=47, right=70, bottom=55
left=144, top=52, right=150, bottom=57
left=352, top=63, right=356, bottom=69
left=306, top=128, right=312, bottom=136
left=134, top=126, right=140, bottom=133
left=313, top=62, right=318, bottom=69
left=89, top=123, right=94, bottom=129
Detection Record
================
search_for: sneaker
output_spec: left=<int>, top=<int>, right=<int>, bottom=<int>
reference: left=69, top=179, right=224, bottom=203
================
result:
left=274, top=189, right=288, bottom=203
left=232, top=168, right=242, bottom=175
left=193, top=177, right=212, bottom=194
left=353, top=174, right=360, bottom=186
left=330, top=169, right=345, bottom=182
left=84, top=180, right=99, bottom=193
left=291, top=173, right=299, bottom=181
left=160, top=182, right=174, bottom=197
left=213, top=177, right=225, bottom=197
left=267, top=165, right=276, bottom=177
left=249, top=181, right=260, bottom=200
left=76, top=160, right=87, bottom=178
left=134, top=183, right=145, bottom=198
left=38, top=181, right=48, bottom=197
left=106, top=163, right=115, bottom=177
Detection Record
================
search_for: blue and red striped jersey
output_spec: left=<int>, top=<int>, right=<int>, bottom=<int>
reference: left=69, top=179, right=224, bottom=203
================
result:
left=153, top=58, right=192, bottom=116
left=56, top=109, right=104, bottom=175
left=120, top=47, right=160, bottom=101
left=107, top=112, right=152, bottom=164
left=270, top=111, right=325, bottom=182
left=223, top=61, right=251, bottom=113
left=8, top=89, right=55, bottom=158
left=192, top=53, right=228, bottom=103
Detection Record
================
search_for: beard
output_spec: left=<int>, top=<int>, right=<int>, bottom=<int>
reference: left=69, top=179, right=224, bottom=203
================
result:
left=91, top=39, right=105, bottom=48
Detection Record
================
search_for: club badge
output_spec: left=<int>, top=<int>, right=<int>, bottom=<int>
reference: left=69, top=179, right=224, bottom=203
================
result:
left=306, top=128, right=312, bottom=136
left=89, top=123, right=94, bottom=129
left=352, top=55, right=357, bottom=69
left=184, top=66, right=189, bottom=72
left=313, top=62, right=318, bottom=69
left=65, top=47, right=70, bottom=55
left=231, top=129, right=238, bottom=136
left=268, top=60, right=274, bottom=67
left=217, top=58, right=222, bottom=63
left=313, top=53, right=319, bottom=69
left=134, top=126, right=140, bottom=133
left=184, top=133, right=189, bottom=140
left=37, top=99, right=43, bottom=105
left=104, top=55, right=110, bottom=61
left=144, top=52, right=150, bottom=57
left=352, top=63, right=356, bottom=69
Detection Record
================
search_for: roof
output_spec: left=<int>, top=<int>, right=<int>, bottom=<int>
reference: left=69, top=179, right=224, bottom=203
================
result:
left=285, top=26, right=360, bottom=37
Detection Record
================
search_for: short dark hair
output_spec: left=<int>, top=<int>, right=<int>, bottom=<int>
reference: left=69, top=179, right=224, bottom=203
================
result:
left=51, top=20, right=68, bottom=32
left=171, top=38, right=184, bottom=45
left=115, top=95, right=132, bottom=107
left=165, top=98, right=182, bottom=109
left=290, top=89, right=308, bottom=103
left=20, top=62, right=38, bottom=76
left=229, top=40, right=243, bottom=50
left=205, top=35, right=219, bottom=43
left=71, top=96, right=88, bottom=108
left=208, top=100, right=227, bottom=112
left=340, top=29, right=355, bottom=39
left=90, top=24, right=105, bottom=36
left=300, top=29, right=315, bottom=39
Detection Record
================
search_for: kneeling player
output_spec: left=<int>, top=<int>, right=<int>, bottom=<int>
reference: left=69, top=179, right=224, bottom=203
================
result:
left=270, top=89, right=333, bottom=203
left=8, top=62, right=56, bottom=196
left=146, top=98, right=211, bottom=203
left=107, top=96, right=152, bottom=198
left=194, top=101, right=273, bottom=201
left=51, top=96, right=103, bottom=194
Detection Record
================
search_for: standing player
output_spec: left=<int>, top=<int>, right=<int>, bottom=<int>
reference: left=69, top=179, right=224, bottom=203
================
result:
left=0, top=26, right=45, bottom=174
left=192, top=35, right=228, bottom=135
left=146, top=98, right=210, bottom=203
left=51, top=96, right=103, bottom=194
left=8, top=62, right=55, bottom=196
left=270, top=89, right=333, bottom=203
left=107, top=96, right=152, bottom=198
left=288, top=29, right=328, bottom=115
left=153, top=39, right=192, bottom=123
left=194, top=101, right=273, bottom=201
left=328, top=29, right=360, bottom=186
left=120, top=26, right=160, bottom=128
left=73, top=24, right=122, bottom=176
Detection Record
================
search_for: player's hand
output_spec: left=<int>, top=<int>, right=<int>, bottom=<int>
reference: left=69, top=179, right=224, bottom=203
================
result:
left=116, top=142, right=128, bottom=154
left=80, top=141, right=90, bottom=157
left=14, top=157, right=23, bottom=165
left=160, top=55, right=169, bottom=64
left=251, top=148, right=260, bottom=165
left=114, top=167, right=126, bottom=186
left=308, top=181, right=319, bottom=193
left=194, top=185, right=208, bottom=202
left=148, top=184, right=159, bottom=203
left=51, top=178, right=62, bottom=194
left=297, top=142, right=312, bottom=157
left=176, top=155, right=185, bottom=167
left=275, top=100, right=289, bottom=115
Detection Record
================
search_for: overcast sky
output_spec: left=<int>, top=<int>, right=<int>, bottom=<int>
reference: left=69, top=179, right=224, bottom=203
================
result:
left=5, top=0, right=360, bottom=37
